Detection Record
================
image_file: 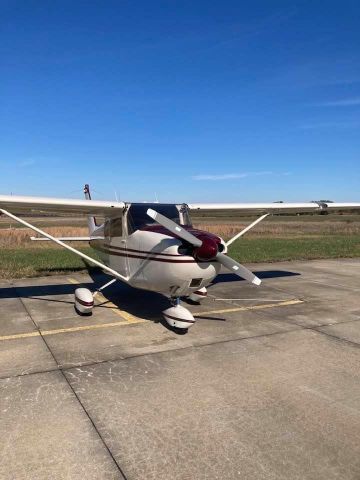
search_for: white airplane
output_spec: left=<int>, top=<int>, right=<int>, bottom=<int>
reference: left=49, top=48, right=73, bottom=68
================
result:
left=0, top=185, right=359, bottom=331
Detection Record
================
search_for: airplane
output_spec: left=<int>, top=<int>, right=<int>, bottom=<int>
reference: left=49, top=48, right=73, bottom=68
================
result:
left=0, top=185, right=360, bottom=331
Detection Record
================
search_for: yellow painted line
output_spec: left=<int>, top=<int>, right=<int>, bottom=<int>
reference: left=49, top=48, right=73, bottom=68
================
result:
left=0, top=298, right=303, bottom=342
left=0, top=320, right=140, bottom=342
left=194, top=299, right=303, bottom=317
left=94, top=291, right=125, bottom=315
left=94, top=291, right=146, bottom=324
left=114, top=307, right=145, bottom=324
left=68, top=277, right=146, bottom=324
left=41, top=321, right=131, bottom=336
left=0, top=331, right=41, bottom=341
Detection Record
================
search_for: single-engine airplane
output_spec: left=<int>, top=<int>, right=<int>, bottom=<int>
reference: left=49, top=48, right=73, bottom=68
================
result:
left=0, top=185, right=359, bottom=331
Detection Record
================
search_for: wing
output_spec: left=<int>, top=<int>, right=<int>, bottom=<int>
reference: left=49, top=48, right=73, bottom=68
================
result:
left=326, top=203, right=360, bottom=211
left=187, top=202, right=360, bottom=214
left=0, top=194, right=125, bottom=216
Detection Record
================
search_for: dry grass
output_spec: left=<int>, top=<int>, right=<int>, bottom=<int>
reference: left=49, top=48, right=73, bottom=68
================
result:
left=0, top=226, right=89, bottom=248
left=1, top=219, right=360, bottom=248
left=0, top=215, right=88, bottom=229
left=0, top=218, right=359, bottom=278
left=194, top=220, right=360, bottom=239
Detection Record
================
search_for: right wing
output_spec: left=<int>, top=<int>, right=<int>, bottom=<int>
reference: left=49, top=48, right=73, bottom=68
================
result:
left=187, top=202, right=360, bottom=214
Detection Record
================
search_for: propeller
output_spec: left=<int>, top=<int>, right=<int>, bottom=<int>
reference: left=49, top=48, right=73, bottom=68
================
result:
left=216, top=252, right=261, bottom=285
left=147, top=209, right=202, bottom=247
left=147, top=208, right=261, bottom=286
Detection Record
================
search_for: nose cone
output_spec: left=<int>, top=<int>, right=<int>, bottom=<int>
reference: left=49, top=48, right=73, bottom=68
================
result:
left=194, top=236, right=218, bottom=261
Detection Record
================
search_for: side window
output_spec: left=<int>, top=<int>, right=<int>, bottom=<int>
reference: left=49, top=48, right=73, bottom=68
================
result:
left=104, top=219, right=111, bottom=238
left=110, top=217, right=123, bottom=237
left=179, top=204, right=192, bottom=226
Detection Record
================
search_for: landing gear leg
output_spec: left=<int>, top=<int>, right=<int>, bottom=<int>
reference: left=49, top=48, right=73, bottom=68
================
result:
left=162, top=297, right=196, bottom=332
left=93, top=278, right=117, bottom=298
left=170, top=297, right=180, bottom=307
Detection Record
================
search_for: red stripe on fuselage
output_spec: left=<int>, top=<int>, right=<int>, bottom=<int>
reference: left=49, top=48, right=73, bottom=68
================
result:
left=103, top=243, right=183, bottom=257
left=90, top=227, right=221, bottom=264
left=91, top=244, right=207, bottom=263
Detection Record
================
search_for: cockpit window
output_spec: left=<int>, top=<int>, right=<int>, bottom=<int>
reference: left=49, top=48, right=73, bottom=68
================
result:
left=127, top=204, right=191, bottom=234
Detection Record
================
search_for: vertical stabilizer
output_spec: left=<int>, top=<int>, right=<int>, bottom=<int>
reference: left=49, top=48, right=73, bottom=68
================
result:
left=83, top=184, right=96, bottom=235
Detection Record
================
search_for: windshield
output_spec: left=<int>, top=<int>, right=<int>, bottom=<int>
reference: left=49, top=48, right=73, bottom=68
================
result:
left=127, top=203, right=191, bottom=234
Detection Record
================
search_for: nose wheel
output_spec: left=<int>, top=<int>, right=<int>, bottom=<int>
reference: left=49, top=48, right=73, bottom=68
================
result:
left=162, top=297, right=196, bottom=331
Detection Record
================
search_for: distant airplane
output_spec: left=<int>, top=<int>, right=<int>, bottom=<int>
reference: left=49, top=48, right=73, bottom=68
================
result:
left=0, top=185, right=359, bottom=331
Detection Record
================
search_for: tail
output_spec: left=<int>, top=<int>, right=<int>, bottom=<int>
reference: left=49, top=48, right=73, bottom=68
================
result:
left=83, top=184, right=96, bottom=235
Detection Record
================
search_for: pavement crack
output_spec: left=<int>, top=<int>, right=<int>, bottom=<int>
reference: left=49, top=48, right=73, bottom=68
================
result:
left=310, top=328, right=360, bottom=350
left=12, top=284, right=128, bottom=480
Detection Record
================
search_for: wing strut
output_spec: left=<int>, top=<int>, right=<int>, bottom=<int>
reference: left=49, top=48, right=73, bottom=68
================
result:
left=226, top=213, right=269, bottom=247
left=0, top=208, right=129, bottom=282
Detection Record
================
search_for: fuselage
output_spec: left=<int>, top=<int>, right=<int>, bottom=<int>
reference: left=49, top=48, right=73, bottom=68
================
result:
left=89, top=203, right=225, bottom=296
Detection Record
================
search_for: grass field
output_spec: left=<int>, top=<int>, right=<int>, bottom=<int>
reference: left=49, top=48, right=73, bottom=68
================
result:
left=0, top=214, right=359, bottom=278
left=0, top=247, right=98, bottom=279
left=228, top=235, right=360, bottom=263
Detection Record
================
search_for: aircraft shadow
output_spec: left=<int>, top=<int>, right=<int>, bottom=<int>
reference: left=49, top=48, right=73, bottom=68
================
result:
left=0, top=273, right=168, bottom=324
left=211, top=270, right=300, bottom=285
left=0, top=269, right=301, bottom=328
left=0, top=283, right=93, bottom=299
left=88, top=271, right=170, bottom=321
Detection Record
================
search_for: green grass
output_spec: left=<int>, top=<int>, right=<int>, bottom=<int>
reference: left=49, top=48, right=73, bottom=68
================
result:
left=0, top=235, right=360, bottom=279
left=0, top=247, right=100, bottom=279
left=229, top=235, right=360, bottom=263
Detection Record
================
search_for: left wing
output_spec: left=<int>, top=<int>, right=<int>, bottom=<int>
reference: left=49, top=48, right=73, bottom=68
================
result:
left=0, top=194, right=125, bottom=216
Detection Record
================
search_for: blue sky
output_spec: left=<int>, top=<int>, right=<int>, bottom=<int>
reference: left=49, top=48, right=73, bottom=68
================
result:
left=0, top=0, right=359, bottom=202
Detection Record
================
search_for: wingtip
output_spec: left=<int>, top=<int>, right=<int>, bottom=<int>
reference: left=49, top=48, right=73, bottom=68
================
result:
left=253, top=277, right=261, bottom=286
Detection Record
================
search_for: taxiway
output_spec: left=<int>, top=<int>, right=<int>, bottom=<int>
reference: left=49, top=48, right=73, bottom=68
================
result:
left=1, top=259, right=360, bottom=479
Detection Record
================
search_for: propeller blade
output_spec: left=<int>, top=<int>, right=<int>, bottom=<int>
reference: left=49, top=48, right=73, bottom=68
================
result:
left=147, top=208, right=202, bottom=247
left=216, top=253, right=261, bottom=285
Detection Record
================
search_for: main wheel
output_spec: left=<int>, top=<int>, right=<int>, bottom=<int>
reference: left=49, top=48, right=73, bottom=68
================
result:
left=74, top=288, right=94, bottom=315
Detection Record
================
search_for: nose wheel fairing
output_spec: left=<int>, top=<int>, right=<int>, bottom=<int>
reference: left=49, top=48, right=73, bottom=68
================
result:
left=163, top=304, right=196, bottom=330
